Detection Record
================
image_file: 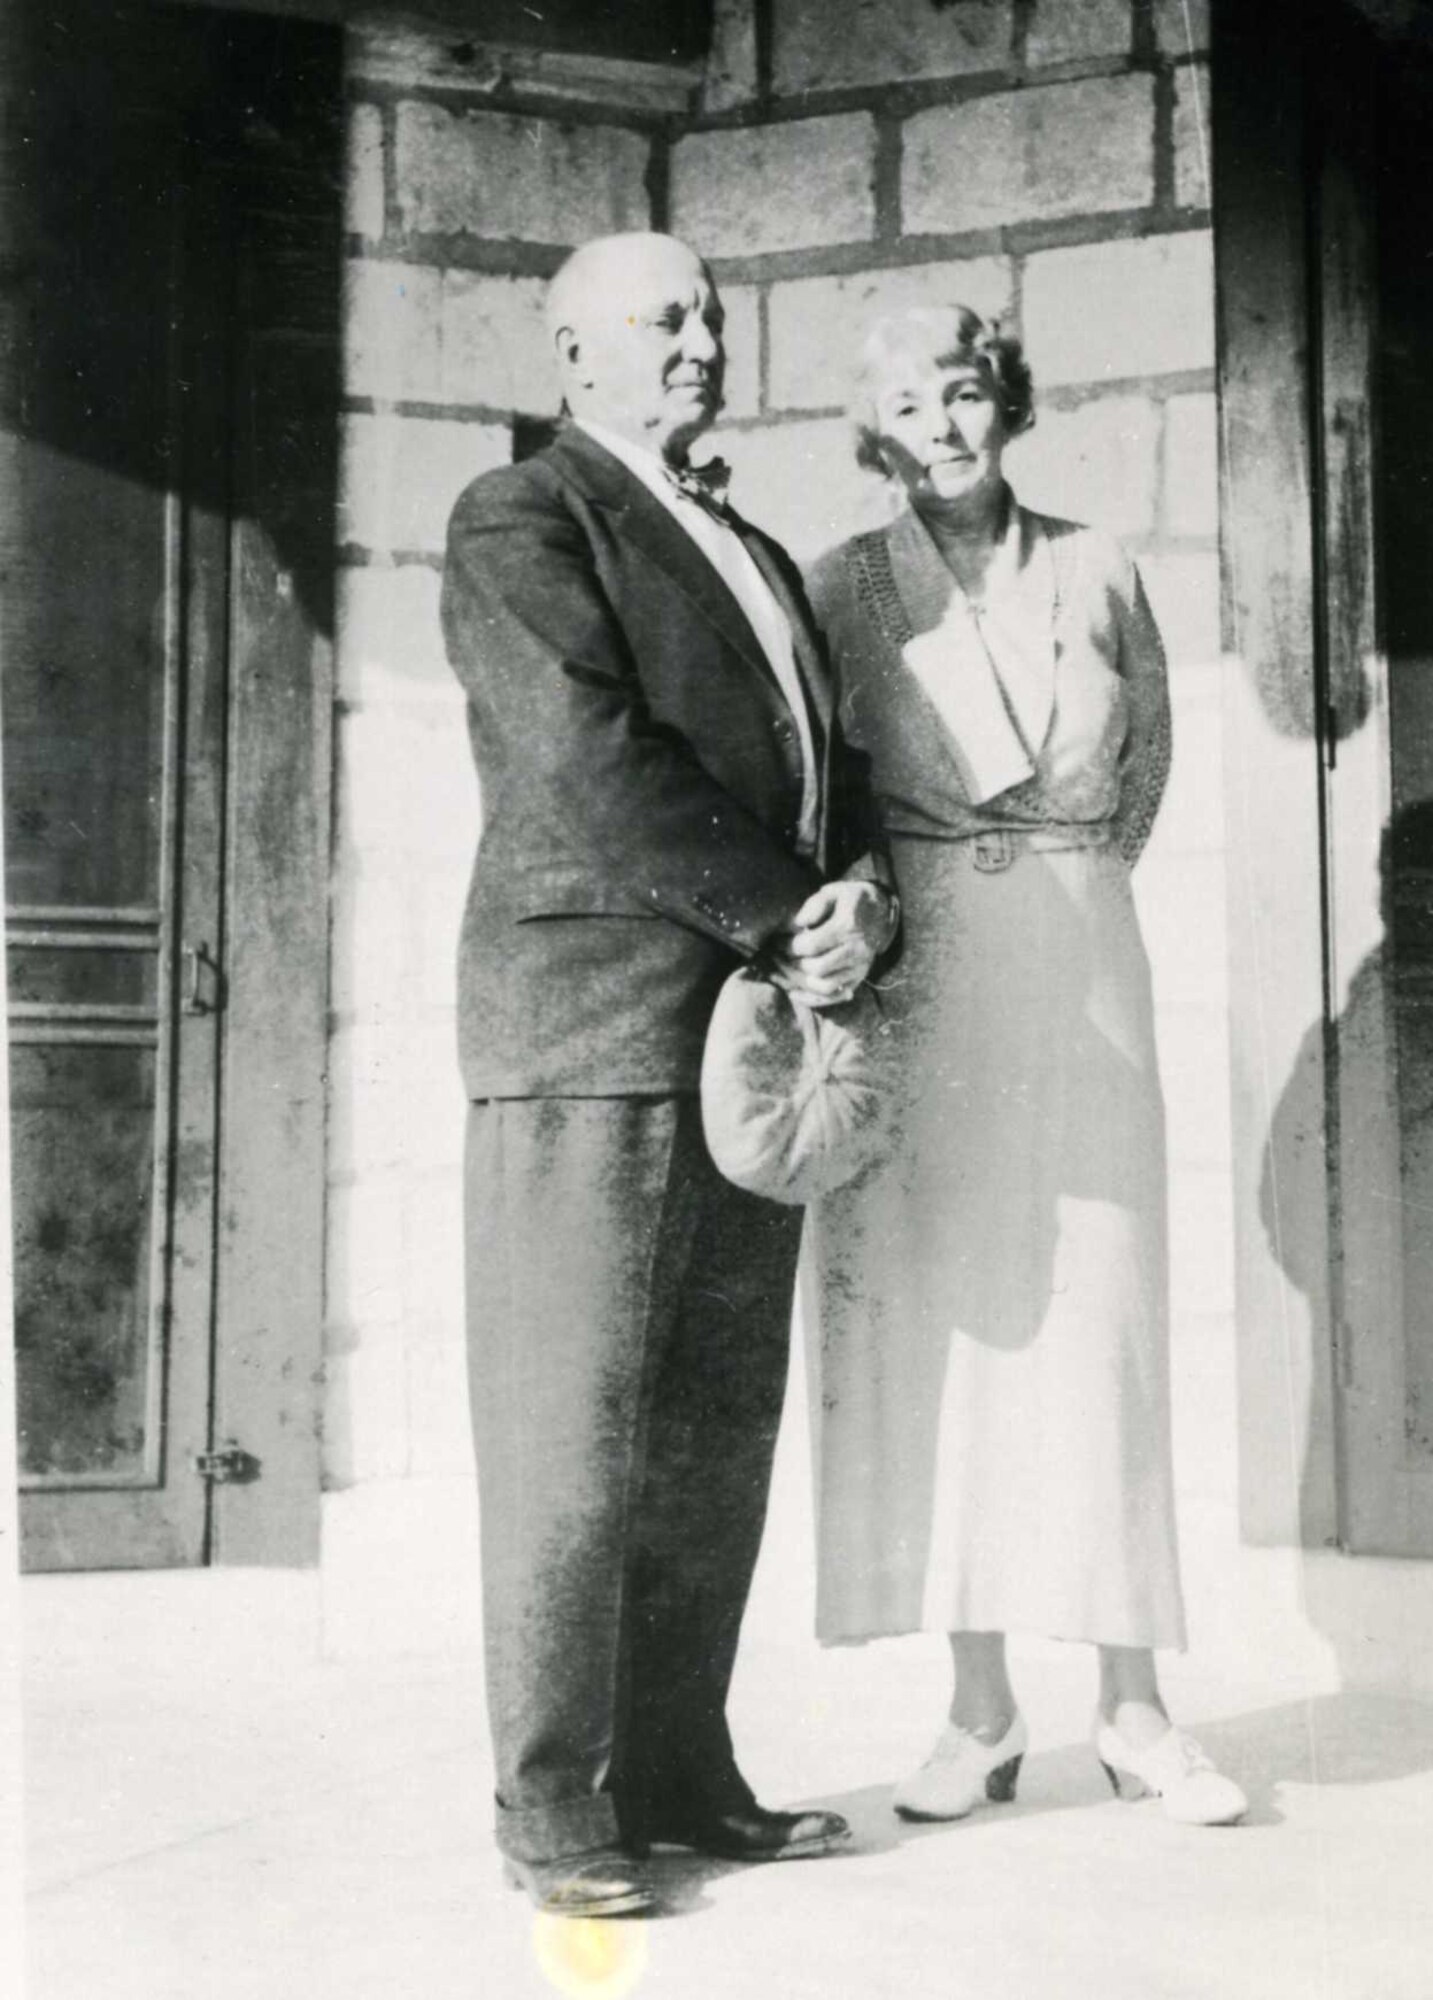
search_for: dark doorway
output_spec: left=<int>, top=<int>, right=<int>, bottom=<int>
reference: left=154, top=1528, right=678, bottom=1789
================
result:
left=1, top=1, right=341, bottom=1569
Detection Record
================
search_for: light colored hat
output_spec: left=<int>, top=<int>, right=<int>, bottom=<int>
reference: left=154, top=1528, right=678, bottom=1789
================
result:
left=700, top=968, right=898, bottom=1205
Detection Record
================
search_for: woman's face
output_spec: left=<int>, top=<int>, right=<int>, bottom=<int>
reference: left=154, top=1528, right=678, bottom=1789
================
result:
left=873, top=359, right=1006, bottom=509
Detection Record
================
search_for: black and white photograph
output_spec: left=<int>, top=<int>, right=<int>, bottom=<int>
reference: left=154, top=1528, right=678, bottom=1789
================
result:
left=3, top=2, right=1433, bottom=1995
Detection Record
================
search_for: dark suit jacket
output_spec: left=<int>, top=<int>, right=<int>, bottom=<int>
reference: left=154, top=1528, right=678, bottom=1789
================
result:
left=440, top=422, right=884, bottom=1098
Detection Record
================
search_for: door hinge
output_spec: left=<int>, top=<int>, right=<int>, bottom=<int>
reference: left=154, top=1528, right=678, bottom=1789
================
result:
left=181, top=940, right=222, bottom=1016
left=194, top=1442, right=261, bottom=1484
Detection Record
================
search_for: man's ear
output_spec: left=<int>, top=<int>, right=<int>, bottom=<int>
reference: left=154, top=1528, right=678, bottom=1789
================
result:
left=553, top=323, right=590, bottom=390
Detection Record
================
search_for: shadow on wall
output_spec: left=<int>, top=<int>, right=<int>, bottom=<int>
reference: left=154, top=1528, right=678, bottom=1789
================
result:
left=1261, top=800, right=1433, bottom=1667
left=0, top=0, right=343, bottom=642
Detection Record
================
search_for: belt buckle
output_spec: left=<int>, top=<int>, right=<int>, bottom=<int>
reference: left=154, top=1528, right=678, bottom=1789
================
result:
left=972, top=829, right=1015, bottom=873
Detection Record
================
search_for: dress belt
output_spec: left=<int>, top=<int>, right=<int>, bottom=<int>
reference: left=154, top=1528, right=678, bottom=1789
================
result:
left=888, top=821, right=1114, bottom=873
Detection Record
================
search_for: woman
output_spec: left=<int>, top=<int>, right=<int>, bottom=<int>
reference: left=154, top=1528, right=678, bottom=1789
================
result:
left=804, top=306, right=1245, bottom=1827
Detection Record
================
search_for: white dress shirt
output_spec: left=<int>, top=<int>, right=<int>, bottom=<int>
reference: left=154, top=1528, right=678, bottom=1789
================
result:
left=577, top=418, right=820, bottom=856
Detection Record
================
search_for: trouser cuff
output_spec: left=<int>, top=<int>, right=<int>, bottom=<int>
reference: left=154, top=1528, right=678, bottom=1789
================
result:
left=495, top=1790, right=621, bottom=1865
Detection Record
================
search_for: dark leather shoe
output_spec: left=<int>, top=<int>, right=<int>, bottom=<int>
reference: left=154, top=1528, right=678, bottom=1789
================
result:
left=645, top=1800, right=851, bottom=1862
left=502, top=1846, right=659, bottom=1918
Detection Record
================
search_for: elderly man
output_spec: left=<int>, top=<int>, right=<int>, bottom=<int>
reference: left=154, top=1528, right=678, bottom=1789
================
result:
left=441, top=230, right=896, bottom=1919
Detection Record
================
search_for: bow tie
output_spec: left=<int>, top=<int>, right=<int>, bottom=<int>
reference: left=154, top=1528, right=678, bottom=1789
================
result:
left=664, top=456, right=732, bottom=516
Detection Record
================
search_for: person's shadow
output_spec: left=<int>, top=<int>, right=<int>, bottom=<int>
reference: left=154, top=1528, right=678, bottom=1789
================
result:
left=1247, top=800, right=1433, bottom=1785
left=1261, top=802, right=1433, bottom=1560
left=644, top=1685, right=1433, bottom=1911
left=644, top=1742, right=1229, bottom=1912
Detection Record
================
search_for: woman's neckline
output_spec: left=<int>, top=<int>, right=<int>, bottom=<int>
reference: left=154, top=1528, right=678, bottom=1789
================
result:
left=912, top=485, right=1012, bottom=603
left=914, top=480, right=1009, bottom=540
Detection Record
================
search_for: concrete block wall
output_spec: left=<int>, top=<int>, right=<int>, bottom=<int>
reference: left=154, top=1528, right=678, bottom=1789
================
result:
left=329, top=60, right=607, bottom=1499
left=321, top=1, right=1253, bottom=1667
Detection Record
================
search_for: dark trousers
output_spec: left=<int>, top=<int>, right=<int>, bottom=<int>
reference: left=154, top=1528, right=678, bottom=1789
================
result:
left=464, top=1095, right=803, bottom=1865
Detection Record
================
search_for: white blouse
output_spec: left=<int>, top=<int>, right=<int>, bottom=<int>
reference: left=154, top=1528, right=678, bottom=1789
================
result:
left=806, top=492, right=1172, bottom=867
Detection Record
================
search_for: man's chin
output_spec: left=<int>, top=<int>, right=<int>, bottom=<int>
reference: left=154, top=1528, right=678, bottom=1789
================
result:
left=665, top=399, right=719, bottom=450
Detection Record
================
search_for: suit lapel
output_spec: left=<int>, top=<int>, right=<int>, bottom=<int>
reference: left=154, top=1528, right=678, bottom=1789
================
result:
left=726, top=510, right=836, bottom=863
left=549, top=426, right=833, bottom=855
left=728, top=515, right=834, bottom=738
left=550, top=425, right=778, bottom=692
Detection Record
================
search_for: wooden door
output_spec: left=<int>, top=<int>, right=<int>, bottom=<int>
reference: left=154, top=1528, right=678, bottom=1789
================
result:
left=2, top=7, right=238, bottom=1569
left=1316, top=10, right=1433, bottom=1555
left=3, top=3, right=344, bottom=1574
left=1215, top=0, right=1433, bottom=1552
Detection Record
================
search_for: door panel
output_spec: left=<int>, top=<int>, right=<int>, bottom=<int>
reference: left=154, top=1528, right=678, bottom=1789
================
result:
left=1, top=6, right=228, bottom=1567
left=3, top=1, right=338, bottom=1570
left=1364, top=37, right=1433, bottom=1540
left=1316, top=6, right=1433, bottom=1553
left=10, top=1044, right=161, bottom=1485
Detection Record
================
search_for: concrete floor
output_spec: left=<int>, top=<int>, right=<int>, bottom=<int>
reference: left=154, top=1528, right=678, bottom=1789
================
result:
left=21, top=1581, right=1433, bottom=2000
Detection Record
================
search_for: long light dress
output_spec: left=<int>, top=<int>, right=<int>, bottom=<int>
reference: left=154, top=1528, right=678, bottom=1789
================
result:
left=803, top=493, right=1188, bottom=1651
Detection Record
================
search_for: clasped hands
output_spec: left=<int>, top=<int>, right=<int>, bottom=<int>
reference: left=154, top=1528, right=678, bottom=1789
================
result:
left=766, top=879, right=896, bottom=1009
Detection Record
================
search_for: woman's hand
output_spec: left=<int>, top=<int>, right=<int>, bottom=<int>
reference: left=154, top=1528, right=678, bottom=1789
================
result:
left=767, top=879, right=897, bottom=1007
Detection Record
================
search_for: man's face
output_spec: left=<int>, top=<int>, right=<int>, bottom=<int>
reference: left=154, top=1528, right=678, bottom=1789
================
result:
left=559, top=239, right=726, bottom=460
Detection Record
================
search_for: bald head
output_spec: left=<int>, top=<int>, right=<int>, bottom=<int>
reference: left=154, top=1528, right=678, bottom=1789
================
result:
left=547, top=231, right=726, bottom=463
left=547, top=233, right=703, bottom=342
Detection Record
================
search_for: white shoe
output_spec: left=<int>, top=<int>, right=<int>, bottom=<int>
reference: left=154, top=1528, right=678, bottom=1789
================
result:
left=893, top=1714, right=1028, bottom=1821
left=1094, top=1720, right=1247, bottom=1826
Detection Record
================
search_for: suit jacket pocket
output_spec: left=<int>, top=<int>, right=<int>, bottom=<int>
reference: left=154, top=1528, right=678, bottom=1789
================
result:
left=510, top=870, right=663, bottom=922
